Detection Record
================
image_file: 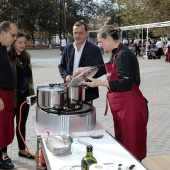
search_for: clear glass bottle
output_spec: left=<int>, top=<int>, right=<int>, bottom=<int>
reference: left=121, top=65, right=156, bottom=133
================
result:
left=81, top=145, right=97, bottom=170
left=118, top=164, right=122, bottom=170
left=71, top=138, right=80, bottom=164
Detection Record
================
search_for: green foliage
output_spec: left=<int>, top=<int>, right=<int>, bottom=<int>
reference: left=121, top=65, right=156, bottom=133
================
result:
left=0, top=0, right=169, bottom=41
left=115, top=0, right=170, bottom=37
left=1, top=0, right=109, bottom=43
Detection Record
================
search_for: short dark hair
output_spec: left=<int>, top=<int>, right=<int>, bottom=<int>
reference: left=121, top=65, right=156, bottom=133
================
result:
left=73, top=20, right=88, bottom=31
left=17, top=32, right=25, bottom=38
left=0, top=21, right=17, bottom=33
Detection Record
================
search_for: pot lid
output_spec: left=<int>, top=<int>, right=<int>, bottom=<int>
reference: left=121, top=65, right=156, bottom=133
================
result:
left=68, top=67, right=98, bottom=86
left=37, top=85, right=66, bottom=92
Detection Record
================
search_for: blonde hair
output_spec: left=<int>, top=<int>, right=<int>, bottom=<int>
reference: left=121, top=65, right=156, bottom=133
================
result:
left=98, top=25, right=120, bottom=40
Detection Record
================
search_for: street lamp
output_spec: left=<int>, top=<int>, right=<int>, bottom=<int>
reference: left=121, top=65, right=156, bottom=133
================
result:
left=13, top=7, right=19, bottom=25
left=56, top=0, right=62, bottom=40
left=59, top=0, right=62, bottom=40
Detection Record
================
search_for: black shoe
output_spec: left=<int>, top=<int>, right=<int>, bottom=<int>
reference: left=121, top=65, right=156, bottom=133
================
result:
left=0, top=160, right=14, bottom=169
left=18, top=151, right=34, bottom=159
left=3, top=156, right=12, bottom=163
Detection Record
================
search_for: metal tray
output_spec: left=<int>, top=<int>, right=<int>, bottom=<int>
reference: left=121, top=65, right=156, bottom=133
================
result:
left=68, top=67, right=98, bottom=86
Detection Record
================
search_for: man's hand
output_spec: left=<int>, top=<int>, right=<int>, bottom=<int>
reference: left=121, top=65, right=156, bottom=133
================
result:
left=66, top=75, right=73, bottom=84
left=0, top=98, right=4, bottom=111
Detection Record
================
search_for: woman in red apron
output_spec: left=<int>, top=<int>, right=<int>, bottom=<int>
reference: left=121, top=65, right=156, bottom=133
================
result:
left=105, top=49, right=148, bottom=161
left=166, top=38, right=170, bottom=62
left=75, top=25, right=148, bottom=161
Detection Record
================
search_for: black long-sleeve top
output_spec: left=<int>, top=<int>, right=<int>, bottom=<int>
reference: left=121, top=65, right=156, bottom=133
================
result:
left=97, top=45, right=141, bottom=92
left=0, top=43, right=16, bottom=90
left=16, top=54, right=32, bottom=90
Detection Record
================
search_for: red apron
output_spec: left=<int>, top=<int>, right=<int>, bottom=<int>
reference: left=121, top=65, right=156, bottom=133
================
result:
left=0, top=89, right=14, bottom=148
left=105, top=43, right=147, bottom=161
left=166, top=47, right=170, bottom=61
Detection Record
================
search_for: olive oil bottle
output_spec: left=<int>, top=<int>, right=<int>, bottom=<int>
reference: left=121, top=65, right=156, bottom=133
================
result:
left=81, top=145, right=97, bottom=170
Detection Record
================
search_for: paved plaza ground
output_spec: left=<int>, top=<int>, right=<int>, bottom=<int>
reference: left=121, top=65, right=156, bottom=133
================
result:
left=6, top=48, right=170, bottom=169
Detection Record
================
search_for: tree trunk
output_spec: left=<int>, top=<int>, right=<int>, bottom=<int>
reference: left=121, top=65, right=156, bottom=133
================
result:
left=48, top=32, right=52, bottom=49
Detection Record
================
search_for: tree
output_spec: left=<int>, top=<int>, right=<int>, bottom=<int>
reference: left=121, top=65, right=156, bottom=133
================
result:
left=143, top=0, right=170, bottom=37
left=115, top=0, right=170, bottom=38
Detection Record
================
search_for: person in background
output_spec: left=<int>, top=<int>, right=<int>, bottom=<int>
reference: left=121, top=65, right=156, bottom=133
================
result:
left=133, top=36, right=141, bottom=57
left=60, top=37, right=66, bottom=55
left=74, top=25, right=148, bottom=161
left=0, top=21, right=17, bottom=169
left=1, top=32, right=35, bottom=161
left=58, top=20, right=104, bottom=103
left=97, top=41, right=104, bottom=55
left=145, top=38, right=151, bottom=51
left=156, top=38, right=164, bottom=59
left=123, top=38, right=129, bottom=46
left=165, top=38, right=170, bottom=62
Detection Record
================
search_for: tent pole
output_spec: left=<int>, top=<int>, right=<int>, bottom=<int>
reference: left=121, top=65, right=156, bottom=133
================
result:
left=142, top=28, right=143, bottom=55
left=120, top=31, right=122, bottom=42
left=146, top=27, right=148, bottom=57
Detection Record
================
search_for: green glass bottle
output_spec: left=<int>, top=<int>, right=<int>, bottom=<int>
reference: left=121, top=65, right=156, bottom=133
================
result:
left=81, top=145, right=97, bottom=170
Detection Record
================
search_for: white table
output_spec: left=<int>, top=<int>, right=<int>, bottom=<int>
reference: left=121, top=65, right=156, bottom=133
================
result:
left=33, top=115, right=104, bottom=170
left=33, top=116, right=148, bottom=170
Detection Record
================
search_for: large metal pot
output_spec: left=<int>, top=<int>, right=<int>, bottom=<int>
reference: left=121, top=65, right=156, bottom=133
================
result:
left=37, top=84, right=67, bottom=109
left=57, top=83, right=85, bottom=106
left=65, top=67, right=99, bottom=105
left=67, top=85, right=85, bottom=105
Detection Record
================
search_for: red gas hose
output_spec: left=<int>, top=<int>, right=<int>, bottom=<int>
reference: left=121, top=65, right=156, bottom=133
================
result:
left=18, top=100, right=45, bottom=169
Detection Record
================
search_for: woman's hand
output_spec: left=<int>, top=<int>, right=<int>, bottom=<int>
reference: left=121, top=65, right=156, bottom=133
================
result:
left=31, top=99, right=37, bottom=105
left=0, top=98, right=4, bottom=111
left=82, top=77, right=100, bottom=87
left=74, top=67, right=91, bottom=77
left=83, top=77, right=109, bottom=88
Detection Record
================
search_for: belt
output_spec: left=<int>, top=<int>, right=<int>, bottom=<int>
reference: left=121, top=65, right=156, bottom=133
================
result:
left=17, top=89, right=28, bottom=94
left=85, top=100, right=93, bottom=105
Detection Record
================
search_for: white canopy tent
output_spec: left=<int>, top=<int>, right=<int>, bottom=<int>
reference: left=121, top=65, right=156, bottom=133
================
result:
left=119, top=21, right=170, bottom=31
left=89, top=21, right=170, bottom=56
left=119, top=21, right=170, bottom=56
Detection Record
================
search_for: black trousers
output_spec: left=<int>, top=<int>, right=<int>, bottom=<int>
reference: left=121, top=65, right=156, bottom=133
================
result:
left=1, top=90, right=30, bottom=152
left=15, top=90, right=30, bottom=150
left=135, top=46, right=140, bottom=56
left=157, top=48, right=164, bottom=59
left=0, top=150, right=2, bottom=160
